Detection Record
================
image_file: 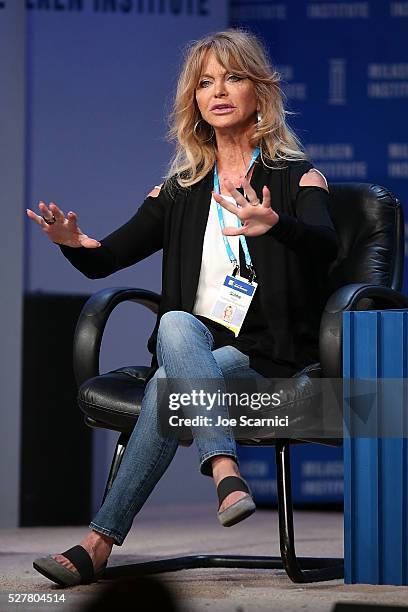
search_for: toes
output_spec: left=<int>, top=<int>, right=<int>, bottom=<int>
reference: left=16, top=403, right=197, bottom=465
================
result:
left=219, top=491, right=248, bottom=513
left=52, top=554, right=79, bottom=575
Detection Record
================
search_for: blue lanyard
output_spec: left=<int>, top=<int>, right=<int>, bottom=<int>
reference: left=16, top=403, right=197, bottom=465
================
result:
left=213, top=146, right=260, bottom=281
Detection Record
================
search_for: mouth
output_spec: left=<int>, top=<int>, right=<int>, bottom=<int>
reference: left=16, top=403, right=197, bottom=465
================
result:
left=210, top=104, right=236, bottom=114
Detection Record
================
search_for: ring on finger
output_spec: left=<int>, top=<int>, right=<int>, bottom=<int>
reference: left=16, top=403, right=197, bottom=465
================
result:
left=250, top=199, right=261, bottom=207
left=42, top=214, right=57, bottom=225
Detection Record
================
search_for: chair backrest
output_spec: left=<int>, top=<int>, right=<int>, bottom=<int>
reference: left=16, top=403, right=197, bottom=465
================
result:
left=327, top=183, right=404, bottom=293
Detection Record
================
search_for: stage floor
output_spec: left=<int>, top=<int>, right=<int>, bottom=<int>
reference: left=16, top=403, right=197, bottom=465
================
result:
left=1, top=503, right=407, bottom=612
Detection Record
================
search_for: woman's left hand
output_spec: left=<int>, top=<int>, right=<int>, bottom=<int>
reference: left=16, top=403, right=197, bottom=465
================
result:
left=212, top=177, right=279, bottom=237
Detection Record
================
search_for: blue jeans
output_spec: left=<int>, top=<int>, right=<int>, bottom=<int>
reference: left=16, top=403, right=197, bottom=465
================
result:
left=89, top=311, right=262, bottom=545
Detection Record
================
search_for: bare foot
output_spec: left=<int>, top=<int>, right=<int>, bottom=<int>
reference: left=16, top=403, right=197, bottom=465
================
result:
left=211, top=456, right=250, bottom=512
left=52, top=531, right=113, bottom=575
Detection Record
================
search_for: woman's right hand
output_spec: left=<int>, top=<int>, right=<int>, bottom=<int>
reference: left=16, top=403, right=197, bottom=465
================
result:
left=26, top=201, right=101, bottom=248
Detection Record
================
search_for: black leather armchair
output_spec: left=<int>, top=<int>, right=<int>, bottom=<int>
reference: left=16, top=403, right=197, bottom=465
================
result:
left=73, top=183, right=408, bottom=583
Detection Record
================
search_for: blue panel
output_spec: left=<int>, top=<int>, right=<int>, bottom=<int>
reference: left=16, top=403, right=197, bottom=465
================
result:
left=343, top=311, right=408, bottom=585
left=379, top=313, right=405, bottom=584
left=344, top=312, right=380, bottom=583
left=343, top=312, right=353, bottom=582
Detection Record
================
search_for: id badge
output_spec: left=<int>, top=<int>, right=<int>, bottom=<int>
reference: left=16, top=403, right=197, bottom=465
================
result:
left=207, top=274, right=258, bottom=337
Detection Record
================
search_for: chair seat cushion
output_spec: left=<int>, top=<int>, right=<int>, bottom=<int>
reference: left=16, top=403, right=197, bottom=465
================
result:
left=78, top=362, right=326, bottom=440
left=78, top=366, right=151, bottom=433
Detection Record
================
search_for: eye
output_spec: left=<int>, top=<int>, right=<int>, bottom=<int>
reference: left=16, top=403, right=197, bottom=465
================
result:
left=227, top=74, right=243, bottom=82
left=198, top=79, right=212, bottom=88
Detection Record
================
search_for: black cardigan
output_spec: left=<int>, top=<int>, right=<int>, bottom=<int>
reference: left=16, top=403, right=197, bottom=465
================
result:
left=60, top=159, right=338, bottom=378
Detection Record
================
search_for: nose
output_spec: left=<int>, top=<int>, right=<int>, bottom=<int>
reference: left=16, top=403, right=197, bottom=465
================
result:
left=215, top=79, right=227, bottom=98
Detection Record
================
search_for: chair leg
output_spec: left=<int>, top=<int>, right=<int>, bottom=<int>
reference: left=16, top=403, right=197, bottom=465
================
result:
left=275, top=439, right=344, bottom=582
left=101, top=432, right=129, bottom=504
left=100, top=437, right=343, bottom=583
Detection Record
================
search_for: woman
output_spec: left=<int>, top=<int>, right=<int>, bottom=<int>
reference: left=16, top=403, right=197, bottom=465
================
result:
left=27, top=29, right=337, bottom=587
left=222, top=304, right=234, bottom=324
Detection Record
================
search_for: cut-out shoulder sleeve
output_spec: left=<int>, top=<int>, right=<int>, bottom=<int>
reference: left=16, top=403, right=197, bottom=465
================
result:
left=266, top=161, right=338, bottom=261
left=148, top=183, right=164, bottom=197
left=59, top=180, right=174, bottom=279
left=301, top=168, right=329, bottom=190
left=288, top=160, right=314, bottom=201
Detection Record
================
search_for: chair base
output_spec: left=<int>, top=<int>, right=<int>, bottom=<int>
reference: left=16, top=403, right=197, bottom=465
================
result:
left=101, top=437, right=344, bottom=583
left=102, top=554, right=343, bottom=583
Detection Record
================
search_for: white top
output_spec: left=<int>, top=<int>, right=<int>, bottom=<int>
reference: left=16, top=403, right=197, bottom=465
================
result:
left=192, top=195, right=240, bottom=318
left=192, top=168, right=327, bottom=319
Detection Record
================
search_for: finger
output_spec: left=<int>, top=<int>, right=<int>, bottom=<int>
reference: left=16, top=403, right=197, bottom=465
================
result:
left=222, top=226, right=246, bottom=236
left=212, top=192, right=241, bottom=217
left=26, top=208, right=46, bottom=227
left=223, top=179, right=248, bottom=207
left=49, top=202, right=65, bottom=222
left=38, top=201, right=55, bottom=222
left=66, top=211, right=79, bottom=231
left=80, top=236, right=101, bottom=249
left=261, top=186, right=271, bottom=208
left=241, top=176, right=259, bottom=204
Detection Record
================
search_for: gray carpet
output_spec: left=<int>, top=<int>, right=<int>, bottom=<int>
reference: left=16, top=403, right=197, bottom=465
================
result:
left=1, top=503, right=407, bottom=612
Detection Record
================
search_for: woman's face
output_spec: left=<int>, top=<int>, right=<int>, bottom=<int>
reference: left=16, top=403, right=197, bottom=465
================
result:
left=195, top=51, right=258, bottom=135
left=223, top=305, right=233, bottom=321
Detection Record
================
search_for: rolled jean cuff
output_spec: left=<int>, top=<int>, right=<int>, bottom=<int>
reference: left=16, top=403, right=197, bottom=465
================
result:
left=89, top=522, right=125, bottom=546
left=200, top=450, right=238, bottom=477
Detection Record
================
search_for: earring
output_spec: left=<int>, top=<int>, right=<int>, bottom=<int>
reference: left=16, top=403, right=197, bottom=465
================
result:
left=257, top=110, right=262, bottom=123
left=193, top=118, right=215, bottom=143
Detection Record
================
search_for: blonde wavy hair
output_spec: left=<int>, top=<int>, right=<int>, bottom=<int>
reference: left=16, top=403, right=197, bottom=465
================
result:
left=166, top=29, right=307, bottom=188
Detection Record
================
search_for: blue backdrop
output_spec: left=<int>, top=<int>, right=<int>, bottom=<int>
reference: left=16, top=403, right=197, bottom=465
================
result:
left=232, top=0, right=408, bottom=293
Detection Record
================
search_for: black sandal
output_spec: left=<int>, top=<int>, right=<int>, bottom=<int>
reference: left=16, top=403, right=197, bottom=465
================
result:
left=33, top=545, right=107, bottom=587
left=217, top=476, right=256, bottom=527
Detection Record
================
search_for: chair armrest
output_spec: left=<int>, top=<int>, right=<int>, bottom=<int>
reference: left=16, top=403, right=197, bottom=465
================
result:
left=320, top=283, right=408, bottom=378
left=73, top=287, right=161, bottom=387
